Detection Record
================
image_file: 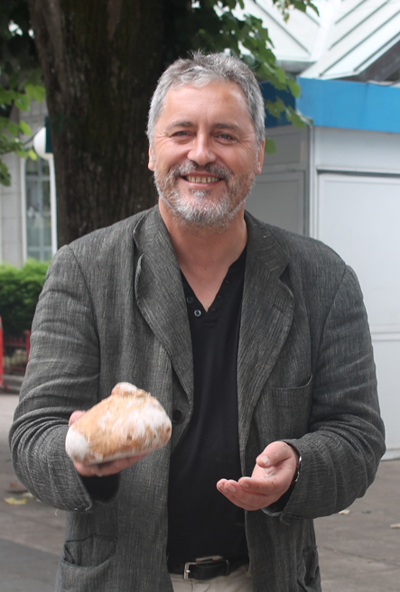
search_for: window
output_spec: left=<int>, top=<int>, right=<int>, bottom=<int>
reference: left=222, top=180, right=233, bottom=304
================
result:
left=25, top=157, right=53, bottom=261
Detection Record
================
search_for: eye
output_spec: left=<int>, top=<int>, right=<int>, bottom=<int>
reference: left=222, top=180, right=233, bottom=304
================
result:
left=170, top=130, right=193, bottom=142
left=173, top=131, right=189, bottom=136
left=217, top=133, right=236, bottom=143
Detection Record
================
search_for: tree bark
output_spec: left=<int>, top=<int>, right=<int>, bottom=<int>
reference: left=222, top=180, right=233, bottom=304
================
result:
left=27, top=0, right=164, bottom=246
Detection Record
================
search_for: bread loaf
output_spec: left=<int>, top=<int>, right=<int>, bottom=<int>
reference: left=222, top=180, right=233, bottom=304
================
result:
left=65, top=382, right=172, bottom=465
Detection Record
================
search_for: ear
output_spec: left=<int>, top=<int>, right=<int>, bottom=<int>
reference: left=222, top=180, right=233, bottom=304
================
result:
left=148, top=146, right=155, bottom=171
left=255, top=140, right=265, bottom=175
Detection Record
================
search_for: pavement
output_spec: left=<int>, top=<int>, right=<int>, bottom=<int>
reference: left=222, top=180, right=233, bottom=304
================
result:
left=0, top=388, right=399, bottom=591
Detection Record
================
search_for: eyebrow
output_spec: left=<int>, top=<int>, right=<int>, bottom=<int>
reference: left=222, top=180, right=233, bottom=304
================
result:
left=167, top=121, right=240, bottom=132
left=168, top=121, right=193, bottom=129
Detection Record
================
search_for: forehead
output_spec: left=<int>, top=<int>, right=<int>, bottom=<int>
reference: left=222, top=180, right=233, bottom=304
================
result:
left=158, top=80, right=254, bottom=130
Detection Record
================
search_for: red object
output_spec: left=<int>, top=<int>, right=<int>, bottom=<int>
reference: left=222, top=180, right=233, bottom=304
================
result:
left=25, top=330, right=31, bottom=362
left=0, top=317, right=3, bottom=387
left=2, top=329, right=31, bottom=377
left=0, top=317, right=8, bottom=392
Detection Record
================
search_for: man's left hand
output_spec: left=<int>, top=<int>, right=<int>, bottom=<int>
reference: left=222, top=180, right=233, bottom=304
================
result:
left=216, top=441, right=299, bottom=511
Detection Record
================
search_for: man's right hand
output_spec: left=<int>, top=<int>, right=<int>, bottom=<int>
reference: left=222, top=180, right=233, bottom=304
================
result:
left=68, top=411, right=148, bottom=477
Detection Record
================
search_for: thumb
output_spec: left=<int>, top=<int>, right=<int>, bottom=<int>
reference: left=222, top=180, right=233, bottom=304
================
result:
left=256, top=441, right=294, bottom=469
left=68, top=410, right=86, bottom=427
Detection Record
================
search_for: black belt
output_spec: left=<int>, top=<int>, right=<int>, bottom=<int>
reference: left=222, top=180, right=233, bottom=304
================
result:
left=167, top=554, right=249, bottom=581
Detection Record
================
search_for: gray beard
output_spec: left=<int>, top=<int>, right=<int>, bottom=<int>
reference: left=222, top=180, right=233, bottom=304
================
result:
left=154, top=162, right=255, bottom=231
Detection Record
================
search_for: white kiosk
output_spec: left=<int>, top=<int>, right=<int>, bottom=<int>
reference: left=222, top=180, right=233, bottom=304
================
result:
left=247, top=78, right=400, bottom=457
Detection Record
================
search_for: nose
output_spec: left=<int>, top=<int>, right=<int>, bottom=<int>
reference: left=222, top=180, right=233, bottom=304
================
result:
left=187, top=134, right=216, bottom=166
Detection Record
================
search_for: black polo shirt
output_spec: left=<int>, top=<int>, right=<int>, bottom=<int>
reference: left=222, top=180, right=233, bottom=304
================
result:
left=167, top=248, right=247, bottom=562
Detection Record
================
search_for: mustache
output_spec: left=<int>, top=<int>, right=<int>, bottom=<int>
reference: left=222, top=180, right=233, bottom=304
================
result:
left=170, top=162, right=233, bottom=181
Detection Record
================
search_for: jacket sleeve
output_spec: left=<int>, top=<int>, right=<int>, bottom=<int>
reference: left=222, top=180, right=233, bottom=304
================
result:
left=9, top=245, right=117, bottom=512
left=268, top=266, right=386, bottom=522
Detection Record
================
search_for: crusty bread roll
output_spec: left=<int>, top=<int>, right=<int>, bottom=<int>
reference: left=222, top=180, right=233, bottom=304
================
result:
left=65, top=382, right=172, bottom=465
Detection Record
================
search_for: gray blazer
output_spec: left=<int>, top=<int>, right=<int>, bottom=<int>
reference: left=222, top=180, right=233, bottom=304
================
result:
left=10, top=206, right=385, bottom=592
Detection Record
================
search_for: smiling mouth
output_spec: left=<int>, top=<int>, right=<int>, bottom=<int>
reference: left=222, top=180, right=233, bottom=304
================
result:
left=184, top=176, right=221, bottom=184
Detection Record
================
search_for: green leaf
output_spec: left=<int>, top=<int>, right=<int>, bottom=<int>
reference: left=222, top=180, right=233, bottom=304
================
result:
left=287, top=78, right=300, bottom=98
left=291, top=0, right=308, bottom=13
left=264, top=138, right=277, bottom=154
left=4, top=121, right=20, bottom=136
left=0, top=161, right=11, bottom=186
left=19, top=120, right=32, bottom=136
left=0, top=88, right=15, bottom=105
left=25, top=84, right=46, bottom=103
left=275, top=67, right=287, bottom=84
left=286, top=106, right=313, bottom=128
left=265, top=98, right=286, bottom=118
left=13, top=93, right=30, bottom=111
left=0, top=116, right=10, bottom=128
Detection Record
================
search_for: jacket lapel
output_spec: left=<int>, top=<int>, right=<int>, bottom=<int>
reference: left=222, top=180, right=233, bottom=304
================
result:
left=238, top=214, right=294, bottom=450
left=132, top=208, right=294, bottom=441
left=133, top=208, right=193, bottom=404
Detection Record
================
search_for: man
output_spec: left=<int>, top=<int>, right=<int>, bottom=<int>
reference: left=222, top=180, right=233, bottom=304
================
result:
left=10, top=53, right=385, bottom=592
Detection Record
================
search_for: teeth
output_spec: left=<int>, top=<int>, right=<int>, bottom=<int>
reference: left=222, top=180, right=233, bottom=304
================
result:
left=186, top=176, right=219, bottom=184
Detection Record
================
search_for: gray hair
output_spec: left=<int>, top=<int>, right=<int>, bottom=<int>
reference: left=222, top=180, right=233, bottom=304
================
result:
left=147, top=52, right=265, bottom=147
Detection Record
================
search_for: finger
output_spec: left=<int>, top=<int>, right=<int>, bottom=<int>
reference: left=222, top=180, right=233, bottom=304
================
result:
left=97, top=455, right=147, bottom=475
left=73, top=460, right=99, bottom=477
left=238, top=475, right=278, bottom=494
left=216, top=479, right=270, bottom=511
left=218, top=487, right=269, bottom=511
left=73, top=454, right=147, bottom=477
left=68, top=410, right=86, bottom=427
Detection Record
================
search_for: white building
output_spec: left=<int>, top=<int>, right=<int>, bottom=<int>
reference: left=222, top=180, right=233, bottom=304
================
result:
left=0, top=100, right=57, bottom=266
left=243, top=0, right=400, bottom=457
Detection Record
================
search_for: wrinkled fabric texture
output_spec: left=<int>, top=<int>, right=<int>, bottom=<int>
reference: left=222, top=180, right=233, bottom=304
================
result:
left=9, top=206, right=385, bottom=592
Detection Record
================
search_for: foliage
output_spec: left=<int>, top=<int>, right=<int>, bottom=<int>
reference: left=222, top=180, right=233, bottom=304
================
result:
left=165, top=0, right=318, bottom=151
left=0, top=0, right=318, bottom=181
left=274, top=0, right=318, bottom=21
left=0, top=0, right=45, bottom=186
left=0, top=0, right=318, bottom=234
left=0, top=84, right=45, bottom=185
left=0, top=258, right=49, bottom=337
left=265, top=95, right=313, bottom=129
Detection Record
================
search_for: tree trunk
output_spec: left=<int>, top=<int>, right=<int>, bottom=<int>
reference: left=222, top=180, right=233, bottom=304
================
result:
left=27, top=0, right=164, bottom=246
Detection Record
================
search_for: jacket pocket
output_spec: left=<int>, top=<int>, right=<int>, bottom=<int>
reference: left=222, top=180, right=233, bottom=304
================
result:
left=297, top=545, right=321, bottom=591
left=271, top=375, right=313, bottom=407
left=264, top=376, right=314, bottom=439
left=62, top=534, right=116, bottom=567
left=58, top=535, right=117, bottom=592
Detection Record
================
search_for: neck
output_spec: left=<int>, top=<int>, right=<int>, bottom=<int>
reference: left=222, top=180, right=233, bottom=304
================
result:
left=159, top=199, right=247, bottom=268
left=159, top=200, right=247, bottom=309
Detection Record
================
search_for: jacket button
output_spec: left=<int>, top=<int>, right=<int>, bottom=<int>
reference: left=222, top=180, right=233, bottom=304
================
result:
left=172, top=409, right=184, bottom=424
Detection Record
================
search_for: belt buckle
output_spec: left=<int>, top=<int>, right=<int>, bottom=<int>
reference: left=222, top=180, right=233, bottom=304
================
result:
left=183, top=556, right=223, bottom=580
